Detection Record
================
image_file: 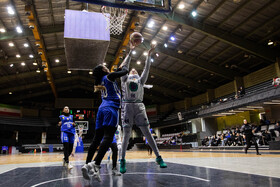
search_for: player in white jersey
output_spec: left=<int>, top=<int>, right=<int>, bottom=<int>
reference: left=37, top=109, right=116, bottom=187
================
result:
left=107, top=125, right=122, bottom=161
left=119, top=43, right=167, bottom=174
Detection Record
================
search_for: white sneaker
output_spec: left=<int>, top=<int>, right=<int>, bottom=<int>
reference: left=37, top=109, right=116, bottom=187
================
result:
left=81, top=164, right=91, bottom=180
left=67, top=163, right=73, bottom=170
left=112, top=167, right=121, bottom=176
left=89, top=162, right=101, bottom=182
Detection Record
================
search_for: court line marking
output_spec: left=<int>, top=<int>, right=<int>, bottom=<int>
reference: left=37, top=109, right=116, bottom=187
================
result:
left=31, top=172, right=210, bottom=186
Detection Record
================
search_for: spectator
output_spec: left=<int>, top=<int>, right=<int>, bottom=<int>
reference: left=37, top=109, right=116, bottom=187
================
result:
left=261, top=130, right=271, bottom=145
left=231, top=132, right=237, bottom=146
left=225, top=129, right=232, bottom=146
left=238, top=86, right=245, bottom=97
left=236, top=133, right=244, bottom=146
left=274, top=122, right=280, bottom=137
left=202, top=136, right=209, bottom=146
left=235, top=127, right=241, bottom=134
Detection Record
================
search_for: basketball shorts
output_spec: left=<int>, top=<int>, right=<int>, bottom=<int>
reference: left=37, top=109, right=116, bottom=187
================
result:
left=96, top=106, right=119, bottom=130
left=61, top=131, right=75, bottom=144
left=122, top=103, right=149, bottom=128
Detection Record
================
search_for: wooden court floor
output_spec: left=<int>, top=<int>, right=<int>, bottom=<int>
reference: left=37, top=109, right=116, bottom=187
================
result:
left=1, top=150, right=280, bottom=165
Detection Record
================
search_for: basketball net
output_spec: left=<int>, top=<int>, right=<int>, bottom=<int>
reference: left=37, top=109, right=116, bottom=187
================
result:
left=78, top=125, right=84, bottom=137
left=101, top=6, right=128, bottom=35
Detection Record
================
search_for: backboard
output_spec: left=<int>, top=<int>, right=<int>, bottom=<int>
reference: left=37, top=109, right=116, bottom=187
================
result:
left=73, top=0, right=171, bottom=13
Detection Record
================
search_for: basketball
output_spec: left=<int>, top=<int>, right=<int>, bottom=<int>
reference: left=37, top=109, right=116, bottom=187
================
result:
left=130, top=32, right=144, bottom=47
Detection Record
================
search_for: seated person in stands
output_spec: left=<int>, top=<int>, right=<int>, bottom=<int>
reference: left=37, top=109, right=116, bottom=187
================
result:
left=224, top=129, right=232, bottom=146
left=211, top=135, right=221, bottom=146
left=177, top=132, right=183, bottom=144
left=261, top=130, right=271, bottom=145
left=238, top=86, right=245, bottom=97
left=202, top=136, right=209, bottom=146
left=236, top=133, right=244, bottom=146
left=274, top=122, right=280, bottom=137
left=235, top=127, right=241, bottom=134
left=221, top=134, right=225, bottom=146
left=231, top=132, right=237, bottom=146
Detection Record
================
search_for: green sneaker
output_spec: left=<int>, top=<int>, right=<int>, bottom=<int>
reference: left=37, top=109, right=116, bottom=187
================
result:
left=156, top=156, right=167, bottom=168
left=120, top=159, right=126, bottom=174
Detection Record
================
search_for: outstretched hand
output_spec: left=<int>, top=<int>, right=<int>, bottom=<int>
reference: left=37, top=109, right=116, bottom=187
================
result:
left=148, top=43, right=156, bottom=55
left=129, top=41, right=135, bottom=50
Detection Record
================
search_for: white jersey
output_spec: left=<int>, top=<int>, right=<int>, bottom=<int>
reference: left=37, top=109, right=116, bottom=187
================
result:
left=121, top=56, right=151, bottom=103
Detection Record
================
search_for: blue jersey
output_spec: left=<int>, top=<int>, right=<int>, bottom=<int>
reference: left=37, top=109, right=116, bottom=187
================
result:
left=60, top=115, right=75, bottom=134
left=99, top=75, right=121, bottom=109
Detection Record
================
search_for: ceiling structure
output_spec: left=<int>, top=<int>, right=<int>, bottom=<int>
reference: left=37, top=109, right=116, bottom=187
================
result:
left=0, top=0, right=279, bottom=106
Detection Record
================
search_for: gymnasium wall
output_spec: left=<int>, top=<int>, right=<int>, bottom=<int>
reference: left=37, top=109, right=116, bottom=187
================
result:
left=21, top=108, right=39, bottom=117
left=243, top=64, right=276, bottom=88
left=157, top=63, right=277, bottom=113
left=192, top=93, right=207, bottom=106
left=55, top=98, right=95, bottom=108
left=216, top=110, right=260, bottom=130
left=215, top=81, right=235, bottom=98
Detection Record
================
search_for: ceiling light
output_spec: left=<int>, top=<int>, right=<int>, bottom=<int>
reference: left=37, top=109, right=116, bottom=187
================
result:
left=137, top=61, right=141, bottom=65
left=143, top=52, right=148, bottom=56
left=178, top=4, right=185, bottom=9
left=16, top=26, right=22, bottom=33
left=162, top=26, right=168, bottom=31
left=55, top=59, right=60, bottom=63
left=164, top=43, right=168, bottom=48
left=151, top=40, right=157, bottom=45
left=7, top=6, right=15, bottom=15
left=151, top=75, right=155, bottom=78
left=155, top=53, right=159, bottom=57
left=191, top=10, right=197, bottom=17
left=147, top=21, right=154, bottom=28
left=9, top=92, right=12, bottom=95
left=220, top=113, right=234, bottom=115
left=170, top=36, right=175, bottom=41
left=33, top=62, right=37, bottom=66
left=23, top=43, right=29, bottom=47
left=238, top=108, right=255, bottom=110
left=9, top=42, right=14, bottom=47
left=67, top=70, right=71, bottom=74
left=247, top=106, right=263, bottom=109
left=268, top=40, right=274, bottom=46
left=36, top=69, right=40, bottom=73
left=89, top=71, right=93, bottom=75
left=178, top=50, right=183, bottom=54
left=212, top=114, right=226, bottom=117
left=132, top=51, right=136, bottom=55
left=21, top=62, right=25, bottom=66
left=0, top=28, right=6, bottom=33
left=16, top=54, right=21, bottom=58
left=29, top=54, right=34, bottom=58
left=103, top=62, right=107, bottom=66
left=10, top=64, right=14, bottom=67
left=151, top=58, right=154, bottom=62
left=263, top=102, right=280, bottom=105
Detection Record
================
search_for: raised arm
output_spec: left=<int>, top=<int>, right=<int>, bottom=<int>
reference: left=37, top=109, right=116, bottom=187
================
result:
left=120, top=42, right=135, bottom=83
left=140, top=44, right=156, bottom=85
left=107, top=66, right=129, bottom=82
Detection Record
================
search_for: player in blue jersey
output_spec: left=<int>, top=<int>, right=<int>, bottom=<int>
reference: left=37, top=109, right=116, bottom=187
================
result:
left=81, top=44, right=133, bottom=181
left=58, top=106, right=75, bottom=170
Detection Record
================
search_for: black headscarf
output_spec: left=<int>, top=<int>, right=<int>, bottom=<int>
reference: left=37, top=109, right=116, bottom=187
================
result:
left=93, top=65, right=108, bottom=85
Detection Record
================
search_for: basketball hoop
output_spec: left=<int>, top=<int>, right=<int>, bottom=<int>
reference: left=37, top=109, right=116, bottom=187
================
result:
left=101, top=6, right=128, bottom=35
left=78, top=125, right=84, bottom=137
